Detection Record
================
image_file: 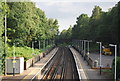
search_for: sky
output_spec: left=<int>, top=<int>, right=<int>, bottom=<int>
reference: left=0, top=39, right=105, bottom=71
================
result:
left=35, top=1, right=118, bottom=32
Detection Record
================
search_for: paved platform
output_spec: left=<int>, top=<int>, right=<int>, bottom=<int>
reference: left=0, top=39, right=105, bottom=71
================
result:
left=1, top=47, right=58, bottom=81
left=70, top=47, right=114, bottom=81
left=89, top=53, right=114, bottom=68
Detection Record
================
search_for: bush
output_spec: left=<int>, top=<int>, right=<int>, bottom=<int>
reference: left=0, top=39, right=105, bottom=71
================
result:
left=112, top=57, right=120, bottom=80
left=7, top=45, right=53, bottom=61
left=7, top=46, right=41, bottom=61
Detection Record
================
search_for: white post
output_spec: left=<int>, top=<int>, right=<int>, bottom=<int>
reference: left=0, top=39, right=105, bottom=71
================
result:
left=13, top=43, right=15, bottom=76
left=13, top=43, right=15, bottom=59
left=4, top=12, right=7, bottom=76
left=115, top=45, right=117, bottom=80
left=100, top=42, right=102, bottom=68
left=32, top=41, right=34, bottom=54
left=84, top=40, right=86, bottom=60
left=82, top=41, right=83, bottom=51
left=44, top=40, right=45, bottom=49
left=39, top=40, right=40, bottom=50
left=87, top=41, right=89, bottom=54
left=97, top=42, right=102, bottom=75
left=109, top=44, right=117, bottom=80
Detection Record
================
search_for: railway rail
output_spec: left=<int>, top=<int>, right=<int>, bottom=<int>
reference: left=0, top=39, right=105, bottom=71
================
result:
left=40, top=47, right=79, bottom=81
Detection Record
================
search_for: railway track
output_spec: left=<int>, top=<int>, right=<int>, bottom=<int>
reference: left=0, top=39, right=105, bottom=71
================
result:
left=41, top=47, right=79, bottom=81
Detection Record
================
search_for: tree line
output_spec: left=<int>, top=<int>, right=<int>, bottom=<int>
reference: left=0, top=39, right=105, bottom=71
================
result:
left=59, top=2, right=119, bottom=45
left=7, top=2, right=59, bottom=46
left=1, top=2, right=59, bottom=47
left=0, top=2, right=59, bottom=74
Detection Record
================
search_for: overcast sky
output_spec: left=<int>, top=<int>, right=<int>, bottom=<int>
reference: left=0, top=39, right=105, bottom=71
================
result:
left=35, top=1, right=118, bottom=32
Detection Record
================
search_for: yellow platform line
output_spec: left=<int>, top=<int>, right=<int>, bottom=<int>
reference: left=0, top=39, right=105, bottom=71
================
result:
left=21, top=69, right=37, bottom=81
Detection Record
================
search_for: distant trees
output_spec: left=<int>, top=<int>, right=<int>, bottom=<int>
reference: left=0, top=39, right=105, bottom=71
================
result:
left=59, top=25, right=72, bottom=39
left=60, top=2, right=119, bottom=45
left=72, top=14, right=89, bottom=40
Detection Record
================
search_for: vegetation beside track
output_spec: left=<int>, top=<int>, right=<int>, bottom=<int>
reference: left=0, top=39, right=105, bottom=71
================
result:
left=6, top=45, right=53, bottom=61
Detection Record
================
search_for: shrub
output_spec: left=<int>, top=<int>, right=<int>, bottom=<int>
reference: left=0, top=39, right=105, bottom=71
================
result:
left=7, top=46, right=41, bottom=61
left=112, top=57, right=120, bottom=80
left=7, top=45, right=53, bottom=61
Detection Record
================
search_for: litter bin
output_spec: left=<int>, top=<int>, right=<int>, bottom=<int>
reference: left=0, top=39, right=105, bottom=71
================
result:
left=94, top=60, right=98, bottom=67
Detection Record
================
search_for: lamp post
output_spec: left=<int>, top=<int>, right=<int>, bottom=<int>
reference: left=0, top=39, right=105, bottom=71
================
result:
left=87, top=40, right=92, bottom=61
left=87, top=40, right=92, bottom=54
left=81, top=40, right=84, bottom=57
left=4, top=0, right=7, bottom=75
left=32, top=41, right=34, bottom=55
left=13, top=43, right=15, bottom=76
left=32, top=41, right=37, bottom=55
left=12, top=42, right=19, bottom=76
left=39, top=40, right=40, bottom=50
left=78, top=40, right=80, bottom=52
left=46, top=39, right=48, bottom=47
left=44, top=40, right=45, bottom=50
left=87, top=41, right=90, bottom=55
left=109, top=44, right=117, bottom=81
left=96, top=42, right=102, bottom=75
left=84, top=40, right=87, bottom=60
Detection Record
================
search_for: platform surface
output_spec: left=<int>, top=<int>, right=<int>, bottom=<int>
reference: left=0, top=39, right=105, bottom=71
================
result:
left=70, top=47, right=114, bottom=81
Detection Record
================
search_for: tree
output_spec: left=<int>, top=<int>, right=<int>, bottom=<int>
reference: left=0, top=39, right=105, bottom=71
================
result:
left=7, top=2, right=59, bottom=47
left=72, top=14, right=89, bottom=40
left=0, top=2, right=9, bottom=75
left=89, top=6, right=102, bottom=40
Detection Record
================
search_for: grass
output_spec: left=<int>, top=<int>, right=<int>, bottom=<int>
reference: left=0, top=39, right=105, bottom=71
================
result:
left=7, top=44, right=53, bottom=61
left=102, top=69, right=112, bottom=73
left=89, top=43, right=99, bottom=52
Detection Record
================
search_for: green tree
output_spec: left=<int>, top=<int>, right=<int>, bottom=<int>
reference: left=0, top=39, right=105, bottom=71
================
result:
left=72, top=14, right=89, bottom=40
left=0, top=2, right=9, bottom=75
left=89, top=6, right=102, bottom=40
left=7, top=2, right=59, bottom=47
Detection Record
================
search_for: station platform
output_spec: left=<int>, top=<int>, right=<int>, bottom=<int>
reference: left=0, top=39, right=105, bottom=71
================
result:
left=1, top=47, right=58, bottom=81
left=70, top=47, right=114, bottom=81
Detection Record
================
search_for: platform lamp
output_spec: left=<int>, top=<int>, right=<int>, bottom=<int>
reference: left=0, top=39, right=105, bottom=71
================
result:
left=32, top=41, right=37, bottom=55
left=39, top=40, right=40, bottom=50
left=87, top=40, right=92, bottom=55
left=109, top=44, right=117, bottom=81
left=87, top=40, right=92, bottom=60
left=83, top=40, right=87, bottom=60
left=12, top=42, right=19, bottom=76
left=96, top=42, right=102, bottom=75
